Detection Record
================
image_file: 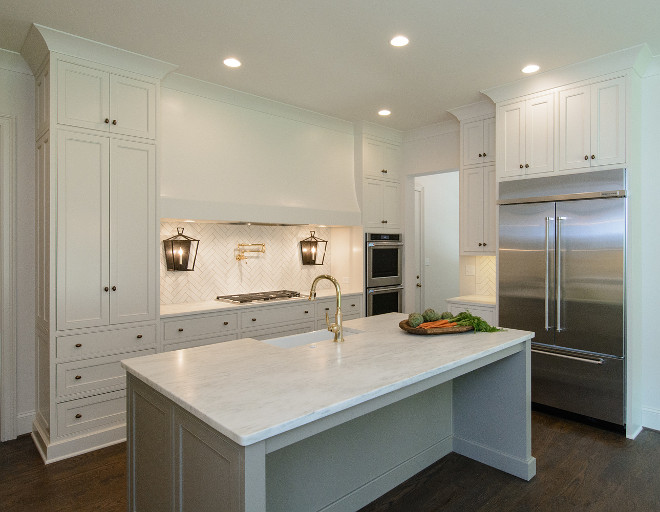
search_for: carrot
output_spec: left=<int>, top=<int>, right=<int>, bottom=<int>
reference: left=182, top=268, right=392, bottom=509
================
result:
left=418, top=319, right=450, bottom=329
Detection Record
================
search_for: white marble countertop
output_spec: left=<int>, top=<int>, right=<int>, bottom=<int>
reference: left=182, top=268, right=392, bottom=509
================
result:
left=160, top=289, right=364, bottom=318
left=122, top=313, right=532, bottom=446
left=446, top=295, right=496, bottom=306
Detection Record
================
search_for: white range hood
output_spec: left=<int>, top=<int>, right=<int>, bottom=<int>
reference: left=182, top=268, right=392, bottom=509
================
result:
left=159, top=74, right=361, bottom=226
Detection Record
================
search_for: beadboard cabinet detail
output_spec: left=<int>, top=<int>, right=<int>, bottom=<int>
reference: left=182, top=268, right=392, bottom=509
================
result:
left=460, top=165, right=496, bottom=254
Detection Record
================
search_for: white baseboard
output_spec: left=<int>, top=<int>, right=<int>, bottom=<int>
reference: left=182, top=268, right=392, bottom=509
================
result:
left=16, top=410, right=35, bottom=436
left=642, top=407, right=660, bottom=432
left=453, top=435, right=537, bottom=481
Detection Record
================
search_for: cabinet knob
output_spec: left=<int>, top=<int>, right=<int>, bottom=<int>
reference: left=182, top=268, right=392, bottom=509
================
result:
left=75, top=413, right=82, bottom=419
left=381, top=169, right=388, bottom=173
left=381, top=220, right=388, bottom=224
left=136, top=334, right=143, bottom=339
left=520, top=164, right=523, bottom=169
left=75, top=375, right=82, bottom=380
left=75, top=343, right=82, bottom=348
left=478, top=243, right=483, bottom=246
left=525, top=164, right=529, bottom=168
left=104, top=286, right=109, bottom=292
left=483, top=152, right=487, bottom=157
left=111, top=286, right=117, bottom=291
left=584, top=155, right=589, bottom=160
left=416, top=283, right=422, bottom=288
left=112, top=120, right=117, bottom=125
left=252, top=318, right=257, bottom=322
left=479, top=153, right=483, bottom=157
left=104, top=118, right=110, bottom=124
left=178, top=328, right=184, bottom=332
left=351, top=304, right=356, bottom=307
left=223, top=321, right=229, bottom=326
left=591, top=154, right=596, bottom=160
left=304, top=310, right=309, bottom=314
left=483, top=242, right=487, bottom=247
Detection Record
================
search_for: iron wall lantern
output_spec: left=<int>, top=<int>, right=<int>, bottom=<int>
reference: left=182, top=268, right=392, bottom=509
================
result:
left=300, top=231, right=327, bottom=265
left=164, top=227, right=199, bottom=271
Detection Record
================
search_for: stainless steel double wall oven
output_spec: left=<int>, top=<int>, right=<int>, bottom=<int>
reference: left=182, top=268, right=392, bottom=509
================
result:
left=365, top=233, right=403, bottom=316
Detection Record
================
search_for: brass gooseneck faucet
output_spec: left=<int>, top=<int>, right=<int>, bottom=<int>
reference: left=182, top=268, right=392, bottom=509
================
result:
left=309, top=275, right=343, bottom=342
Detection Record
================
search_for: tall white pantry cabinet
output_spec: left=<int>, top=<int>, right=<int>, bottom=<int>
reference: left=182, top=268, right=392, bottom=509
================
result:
left=23, top=25, right=174, bottom=462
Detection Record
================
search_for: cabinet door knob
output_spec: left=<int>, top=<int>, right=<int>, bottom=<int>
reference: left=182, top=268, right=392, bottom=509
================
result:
left=351, top=304, right=356, bottom=307
left=223, top=321, right=229, bottom=326
left=75, top=343, right=82, bottom=348
left=75, top=413, right=82, bottom=419
left=584, top=155, right=589, bottom=160
left=104, top=118, right=110, bottom=124
left=416, top=283, right=422, bottom=288
left=591, top=154, right=596, bottom=159
left=75, top=375, right=82, bottom=380
left=136, top=334, right=143, bottom=339
left=178, top=328, right=184, bottom=332
left=525, top=164, right=529, bottom=168
left=520, top=164, right=523, bottom=169
left=304, top=310, right=309, bottom=314
left=381, top=169, right=388, bottom=173
left=478, top=242, right=483, bottom=246
left=112, top=120, right=117, bottom=125
left=252, top=318, right=257, bottom=322
left=483, top=242, right=487, bottom=247
left=111, top=286, right=117, bottom=291
left=483, top=152, right=487, bottom=157
left=479, top=153, right=483, bottom=157
left=104, top=286, right=109, bottom=292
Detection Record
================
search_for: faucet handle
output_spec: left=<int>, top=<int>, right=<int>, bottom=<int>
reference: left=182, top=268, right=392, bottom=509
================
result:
left=325, top=312, right=332, bottom=330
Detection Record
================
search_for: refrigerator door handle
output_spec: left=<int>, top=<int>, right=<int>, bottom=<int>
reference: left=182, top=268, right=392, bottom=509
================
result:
left=531, top=348, right=604, bottom=365
left=545, top=216, right=551, bottom=331
left=556, top=216, right=566, bottom=332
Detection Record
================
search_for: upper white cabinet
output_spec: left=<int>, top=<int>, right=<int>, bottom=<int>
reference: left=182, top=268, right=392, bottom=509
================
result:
left=363, top=178, right=401, bottom=230
left=460, top=164, right=496, bottom=254
left=57, top=61, right=156, bottom=139
left=363, top=138, right=401, bottom=181
left=56, top=131, right=156, bottom=331
left=498, top=93, right=554, bottom=179
left=559, top=77, right=625, bottom=171
left=462, top=117, right=495, bottom=167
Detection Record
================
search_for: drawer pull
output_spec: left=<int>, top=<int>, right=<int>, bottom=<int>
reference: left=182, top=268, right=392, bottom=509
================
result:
left=178, top=328, right=184, bottom=332
left=223, top=321, right=229, bottom=326
left=136, top=334, right=143, bottom=339
left=75, top=375, right=82, bottom=380
left=252, top=318, right=257, bottom=322
left=75, top=343, right=82, bottom=348
left=325, top=307, right=330, bottom=311
left=75, top=413, right=82, bottom=419
left=351, top=304, right=356, bottom=307
left=304, top=310, right=309, bottom=314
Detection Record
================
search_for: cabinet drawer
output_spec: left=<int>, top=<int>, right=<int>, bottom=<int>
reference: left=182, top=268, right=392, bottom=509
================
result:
left=316, top=297, right=361, bottom=320
left=56, top=349, right=154, bottom=399
left=162, top=312, right=238, bottom=341
left=163, top=333, right=238, bottom=352
left=240, top=303, right=313, bottom=329
left=56, top=390, right=126, bottom=437
left=242, top=321, right=315, bottom=341
left=56, top=325, right=156, bottom=361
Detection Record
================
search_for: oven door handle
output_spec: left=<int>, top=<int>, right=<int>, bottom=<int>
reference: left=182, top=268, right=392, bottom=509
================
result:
left=367, top=242, right=404, bottom=248
left=367, top=285, right=404, bottom=293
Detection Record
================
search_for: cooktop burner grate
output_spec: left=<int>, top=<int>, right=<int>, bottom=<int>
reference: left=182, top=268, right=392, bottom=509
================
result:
left=216, top=290, right=302, bottom=303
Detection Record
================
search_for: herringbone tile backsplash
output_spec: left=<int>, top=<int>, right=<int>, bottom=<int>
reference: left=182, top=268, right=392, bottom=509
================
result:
left=475, top=256, right=496, bottom=296
left=160, top=222, right=333, bottom=304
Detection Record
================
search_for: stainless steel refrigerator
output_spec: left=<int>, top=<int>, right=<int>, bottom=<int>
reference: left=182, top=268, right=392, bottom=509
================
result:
left=498, top=169, right=626, bottom=426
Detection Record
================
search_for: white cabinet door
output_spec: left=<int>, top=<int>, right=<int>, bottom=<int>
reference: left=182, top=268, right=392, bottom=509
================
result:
left=591, top=77, right=625, bottom=167
left=110, top=74, right=156, bottom=139
left=499, top=101, right=525, bottom=178
left=559, top=85, right=591, bottom=171
left=382, top=181, right=401, bottom=229
left=56, top=131, right=110, bottom=330
left=363, top=178, right=385, bottom=229
left=57, top=61, right=110, bottom=133
left=463, top=119, right=485, bottom=167
left=525, top=94, right=555, bottom=175
left=363, top=138, right=400, bottom=180
left=482, top=165, right=496, bottom=251
left=483, top=116, right=496, bottom=164
left=110, top=140, right=156, bottom=324
left=382, top=143, right=401, bottom=180
left=461, top=167, right=485, bottom=253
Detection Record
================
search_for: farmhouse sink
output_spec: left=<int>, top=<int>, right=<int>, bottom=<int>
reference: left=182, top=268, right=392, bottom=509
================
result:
left=261, top=327, right=363, bottom=349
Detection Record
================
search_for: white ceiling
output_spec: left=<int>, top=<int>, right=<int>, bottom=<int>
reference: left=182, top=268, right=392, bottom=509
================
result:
left=1, top=0, right=659, bottom=131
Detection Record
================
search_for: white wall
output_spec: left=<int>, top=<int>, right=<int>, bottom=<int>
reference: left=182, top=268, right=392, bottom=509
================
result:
left=640, top=68, right=660, bottom=430
left=414, top=173, right=460, bottom=313
left=0, top=50, right=35, bottom=435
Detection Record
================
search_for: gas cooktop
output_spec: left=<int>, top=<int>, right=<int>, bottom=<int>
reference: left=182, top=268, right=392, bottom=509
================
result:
left=216, top=290, right=302, bottom=304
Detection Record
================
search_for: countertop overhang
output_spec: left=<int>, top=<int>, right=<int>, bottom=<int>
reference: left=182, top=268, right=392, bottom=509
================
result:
left=122, top=313, right=533, bottom=446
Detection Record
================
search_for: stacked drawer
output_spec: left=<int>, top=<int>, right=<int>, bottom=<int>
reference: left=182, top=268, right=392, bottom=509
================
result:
left=162, top=311, right=239, bottom=351
left=54, top=325, right=156, bottom=437
left=315, top=297, right=362, bottom=330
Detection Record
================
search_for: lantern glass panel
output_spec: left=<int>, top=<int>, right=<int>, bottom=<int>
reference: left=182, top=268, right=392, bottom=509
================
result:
left=300, top=231, right=327, bottom=265
left=164, top=228, right=199, bottom=271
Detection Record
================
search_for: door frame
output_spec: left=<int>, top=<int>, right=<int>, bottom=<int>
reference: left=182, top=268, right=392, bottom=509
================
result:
left=414, top=185, right=425, bottom=312
left=0, top=114, right=17, bottom=441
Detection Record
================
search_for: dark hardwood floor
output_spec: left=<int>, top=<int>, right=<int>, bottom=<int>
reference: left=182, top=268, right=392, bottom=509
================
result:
left=1, top=411, right=659, bottom=511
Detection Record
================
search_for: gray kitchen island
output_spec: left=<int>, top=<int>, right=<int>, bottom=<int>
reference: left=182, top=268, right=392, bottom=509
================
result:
left=122, top=313, right=536, bottom=512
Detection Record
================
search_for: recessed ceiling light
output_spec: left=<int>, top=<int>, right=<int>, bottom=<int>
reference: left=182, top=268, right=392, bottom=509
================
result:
left=522, top=64, right=540, bottom=74
left=378, top=109, right=391, bottom=116
left=224, top=58, right=242, bottom=68
left=390, top=35, right=409, bottom=47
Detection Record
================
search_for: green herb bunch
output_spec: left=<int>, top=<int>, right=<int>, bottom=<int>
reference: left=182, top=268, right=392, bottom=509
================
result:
left=449, top=311, right=502, bottom=332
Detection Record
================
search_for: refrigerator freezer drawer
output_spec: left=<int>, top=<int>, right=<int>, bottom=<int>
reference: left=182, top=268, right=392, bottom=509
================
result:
left=531, top=346, right=624, bottom=425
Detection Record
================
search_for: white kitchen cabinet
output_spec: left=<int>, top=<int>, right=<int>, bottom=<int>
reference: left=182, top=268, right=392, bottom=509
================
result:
left=498, top=93, right=554, bottom=179
left=460, top=164, right=496, bottom=254
left=559, top=77, right=625, bottom=171
left=56, top=131, right=156, bottom=331
left=363, top=138, right=401, bottom=181
left=446, top=299, right=496, bottom=326
left=462, top=117, right=495, bottom=167
left=363, top=178, right=401, bottom=230
left=57, top=60, right=156, bottom=139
